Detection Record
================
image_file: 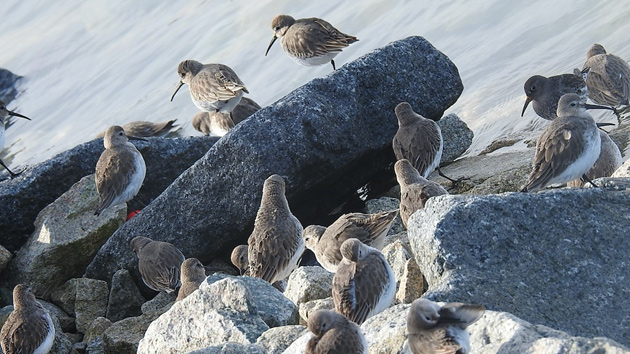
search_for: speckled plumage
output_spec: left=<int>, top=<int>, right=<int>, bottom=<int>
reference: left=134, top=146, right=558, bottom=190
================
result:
left=582, top=44, right=630, bottom=107
left=96, top=120, right=177, bottom=138
left=130, top=236, right=185, bottom=293
left=521, top=73, right=587, bottom=120
left=191, top=97, right=261, bottom=136
left=305, top=309, right=367, bottom=354
left=176, top=258, right=206, bottom=301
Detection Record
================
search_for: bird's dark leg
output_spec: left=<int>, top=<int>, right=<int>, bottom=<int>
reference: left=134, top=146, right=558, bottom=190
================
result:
left=437, top=167, right=469, bottom=189
left=331, top=60, right=336, bottom=70
left=582, top=174, right=600, bottom=189
left=0, top=159, right=22, bottom=179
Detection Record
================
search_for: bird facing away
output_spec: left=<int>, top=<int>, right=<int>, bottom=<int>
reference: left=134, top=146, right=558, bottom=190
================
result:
left=94, top=126, right=146, bottom=216
left=96, top=120, right=177, bottom=138
left=176, top=258, right=206, bottom=301
left=521, top=73, right=587, bottom=120
left=303, top=210, right=398, bottom=273
left=130, top=236, right=186, bottom=293
left=248, top=174, right=304, bottom=284
left=567, top=129, right=622, bottom=187
left=332, top=238, right=396, bottom=325
left=0, top=100, right=31, bottom=178
left=230, top=245, right=249, bottom=275
left=522, top=93, right=614, bottom=192
left=305, top=309, right=368, bottom=354
left=394, top=159, right=448, bottom=228
left=265, top=14, right=358, bottom=70
left=407, top=298, right=485, bottom=354
left=171, top=60, right=248, bottom=113
left=191, top=97, right=261, bottom=136
left=1, top=284, right=55, bottom=354
left=581, top=43, right=630, bottom=107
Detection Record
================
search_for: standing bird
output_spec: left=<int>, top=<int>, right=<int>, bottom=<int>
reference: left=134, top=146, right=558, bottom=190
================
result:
left=0, top=100, right=31, bottom=179
left=567, top=129, right=622, bottom=187
left=332, top=239, right=395, bottom=325
left=1, top=284, right=55, bottom=354
left=230, top=245, right=249, bottom=275
left=191, top=97, right=261, bottom=136
left=265, top=15, right=358, bottom=71
left=176, top=258, right=206, bottom=301
left=521, top=73, right=587, bottom=120
left=171, top=60, right=248, bottom=114
left=394, top=159, right=448, bottom=228
left=96, top=120, right=177, bottom=138
left=303, top=210, right=397, bottom=273
left=247, top=174, right=304, bottom=284
left=305, top=309, right=367, bottom=354
left=581, top=44, right=630, bottom=108
left=407, top=298, right=485, bottom=354
left=94, top=126, right=146, bottom=216
left=521, top=94, right=614, bottom=192
left=130, top=236, right=186, bottom=293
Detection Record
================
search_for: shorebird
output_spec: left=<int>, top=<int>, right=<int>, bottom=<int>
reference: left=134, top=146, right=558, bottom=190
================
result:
left=407, top=298, right=485, bottom=354
left=303, top=210, right=397, bottom=273
left=581, top=44, right=630, bottom=108
left=521, top=94, right=614, bottom=192
left=130, top=236, right=186, bottom=293
left=230, top=245, right=249, bottom=275
left=247, top=174, right=304, bottom=284
left=395, top=159, right=448, bottom=228
left=305, top=309, right=368, bottom=354
left=0, top=100, right=31, bottom=179
left=521, top=73, right=587, bottom=120
left=567, top=129, right=622, bottom=187
left=94, top=126, right=146, bottom=216
left=1, top=284, right=55, bottom=354
left=176, top=258, right=206, bottom=301
left=96, top=120, right=177, bottom=138
left=332, top=238, right=395, bottom=325
left=171, top=60, right=248, bottom=114
left=265, top=15, right=358, bottom=70
left=191, top=97, right=261, bottom=136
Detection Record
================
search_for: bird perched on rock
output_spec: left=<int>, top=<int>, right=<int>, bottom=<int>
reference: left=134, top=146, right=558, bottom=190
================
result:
left=191, top=97, right=261, bottom=136
left=395, top=159, right=448, bottom=228
left=581, top=43, right=630, bottom=108
left=265, top=14, right=358, bottom=70
left=230, top=245, right=249, bottom=275
left=176, top=258, right=206, bottom=301
left=96, top=120, right=177, bottom=138
left=407, top=298, right=485, bottom=354
left=247, top=174, right=304, bottom=284
left=1, top=284, right=55, bottom=354
left=567, top=129, right=622, bottom=188
left=0, top=100, right=31, bottom=179
left=94, top=126, right=146, bottom=216
left=521, top=73, right=587, bottom=120
left=521, top=93, right=614, bottom=192
left=130, top=236, right=185, bottom=293
left=303, top=210, right=397, bottom=273
left=305, top=309, right=367, bottom=354
left=171, top=60, right=248, bottom=114
left=332, top=238, right=395, bottom=325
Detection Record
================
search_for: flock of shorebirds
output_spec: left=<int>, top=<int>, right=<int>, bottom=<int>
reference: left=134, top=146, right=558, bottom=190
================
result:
left=2, top=11, right=630, bottom=354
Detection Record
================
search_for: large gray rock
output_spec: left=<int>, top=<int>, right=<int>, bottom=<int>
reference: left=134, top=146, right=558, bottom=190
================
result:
left=382, top=241, right=425, bottom=304
left=437, top=113, right=474, bottom=165
left=0, top=135, right=218, bottom=253
left=106, top=269, right=146, bottom=322
left=102, top=311, right=160, bottom=354
left=188, top=343, right=266, bottom=354
left=256, top=325, right=308, bottom=354
left=408, top=185, right=630, bottom=345
left=85, top=36, right=463, bottom=285
left=0, top=245, right=10, bottom=274
left=284, top=266, right=333, bottom=306
left=50, top=278, right=109, bottom=333
left=612, top=157, right=630, bottom=177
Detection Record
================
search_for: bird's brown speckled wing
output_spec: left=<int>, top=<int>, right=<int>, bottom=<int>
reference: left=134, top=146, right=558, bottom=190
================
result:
left=95, top=147, right=137, bottom=214
left=1, top=310, right=52, bottom=354
left=393, top=119, right=441, bottom=176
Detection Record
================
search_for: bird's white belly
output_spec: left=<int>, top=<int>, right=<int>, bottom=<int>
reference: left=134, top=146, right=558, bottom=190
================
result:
left=34, top=313, right=55, bottom=354
left=112, top=149, right=146, bottom=207
left=288, top=52, right=339, bottom=67
left=368, top=258, right=396, bottom=318
left=551, top=128, right=601, bottom=185
left=273, top=232, right=305, bottom=284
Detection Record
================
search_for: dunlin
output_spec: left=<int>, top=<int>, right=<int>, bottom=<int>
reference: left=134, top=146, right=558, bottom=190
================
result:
left=94, top=126, right=146, bottom=216
left=176, top=258, right=206, bottom=301
left=0, top=100, right=31, bottom=179
left=96, top=120, right=177, bottom=138
left=394, top=159, right=448, bottom=228
left=171, top=60, right=248, bottom=113
left=265, top=15, right=358, bottom=70
left=1, top=284, right=55, bottom=354
left=581, top=44, right=630, bottom=107
left=407, top=298, right=485, bottom=354
left=303, top=210, right=397, bottom=273
left=248, top=174, right=304, bottom=284
left=521, top=94, right=614, bottom=192
left=332, top=238, right=395, bottom=325
left=130, top=236, right=185, bottom=293
left=230, top=245, right=249, bottom=275
left=567, top=129, right=622, bottom=187
left=191, top=97, right=261, bottom=136
left=305, top=309, right=368, bottom=354
left=521, top=73, right=587, bottom=120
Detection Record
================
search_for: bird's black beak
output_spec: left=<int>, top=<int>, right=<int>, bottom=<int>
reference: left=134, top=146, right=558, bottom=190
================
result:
left=8, top=110, right=31, bottom=120
left=521, top=97, right=532, bottom=117
left=265, top=36, right=277, bottom=56
left=585, top=103, right=614, bottom=111
left=170, top=81, right=184, bottom=101
left=596, top=122, right=615, bottom=128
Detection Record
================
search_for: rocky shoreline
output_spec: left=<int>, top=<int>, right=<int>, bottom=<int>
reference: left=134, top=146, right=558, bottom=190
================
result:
left=1, top=36, right=630, bottom=353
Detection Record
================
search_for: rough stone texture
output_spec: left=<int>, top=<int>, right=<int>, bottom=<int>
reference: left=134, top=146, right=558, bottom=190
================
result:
left=255, top=325, right=308, bottom=354
left=408, top=186, right=630, bottom=346
left=281, top=332, right=312, bottom=354
left=86, top=337, right=105, bottom=354
left=102, top=311, right=160, bottom=354
left=0, top=245, right=10, bottom=274
left=40, top=300, right=75, bottom=333
left=298, top=298, right=334, bottom=325
left=137, top=278, right=269, bottom=354
left=85, top=36, right=464, bottom=285
left=382, top=241, right=425, bottom=304
left=140, top=291, right=176, bottom=314
left=284, top=266, right=333, bottom=306
left=0, top=68, right=22, bottom=103
left=84, top=316, right=112, bottom=343
left=106, top=269, right=146, bottom=322
left=362, top=304, right=409, bottom=354
left=0, top=135, right=219, bottom=253
left=438, top=113, right=474, bottom=165
left=187, top=343, right=266, bottom=354
left=612, top=157, right=630, bottom=177
left=364, top=197, right=404, bottom=236
left=49, top=278, right=109, bottom=334
left=2, top=176, right=125, bottom=299
left=207, top=274, right=298, bottom=328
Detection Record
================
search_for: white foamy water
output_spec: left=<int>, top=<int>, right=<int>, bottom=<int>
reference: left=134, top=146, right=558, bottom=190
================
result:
left=1, top=0, right=629, bottom=167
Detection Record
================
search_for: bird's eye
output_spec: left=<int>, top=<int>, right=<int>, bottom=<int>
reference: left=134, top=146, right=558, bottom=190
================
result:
left=274, top=26, right=281, bottom=31
left=424, top=316, right=431, bottom=321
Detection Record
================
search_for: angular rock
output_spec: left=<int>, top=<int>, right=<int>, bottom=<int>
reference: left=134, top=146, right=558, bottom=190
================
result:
left=137, top=278, right=269, bottom=353
left=362, top=304, right=409, bottom=354
left=86, top=337, right=105, bottom=354
left=612, top=157, right=630, bottom=178
left=103, top=312, right=159, bottom=354
left=106, top=269, right=146, bottom=322
left=40, top=300, right=75, bottom=333
left=3, top=176, right=125, bottom=298
left=0, top=135, right=219, bottom=253
left=281, top=332, right=312, bottom=354
left=382, top=241, right=425, bottom=304
left=84, top=316, right=112, bottom=343
left=256, top=325, right=308, bottom=354
left=140, top=291, right=176, bottom=315
left=298, top=298, right=334, bottom=325
left=408, top=186, right=630, bottom=345
left=0, top=244, right=10, bottom=274
left=438, top=113, right=474, bottom=165
left=187, top=343, right=266, bottom=354
left=284, top=266, right=333, bottom=306
left=50, top=278, right=109, bottom=333
left=85, top=36, right=464, bottom=284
